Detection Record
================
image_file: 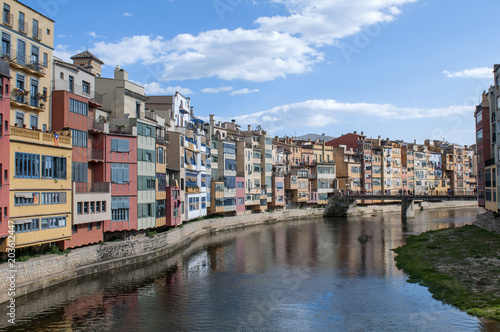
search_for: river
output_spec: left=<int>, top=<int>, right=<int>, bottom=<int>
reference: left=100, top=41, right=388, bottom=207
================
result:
left=1, top=207, right=499, bottom=331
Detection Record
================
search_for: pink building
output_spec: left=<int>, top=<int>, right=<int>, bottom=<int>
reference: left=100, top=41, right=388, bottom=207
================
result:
left=271, top=175, right=285, bottom=209
left=236, top=176, right=245, bottom=214
left=0, top=60, right=10, bottom=241
left=104, top=133, right=138, bottom=234
left=166, top=186, right=181, bottom=226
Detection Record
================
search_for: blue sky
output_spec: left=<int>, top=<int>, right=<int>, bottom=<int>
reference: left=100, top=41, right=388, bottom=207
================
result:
left=31, top=0, right=499, bottom=145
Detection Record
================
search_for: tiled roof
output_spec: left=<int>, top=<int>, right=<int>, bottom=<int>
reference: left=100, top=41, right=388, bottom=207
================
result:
left=70, top=51, right=104, bottom=64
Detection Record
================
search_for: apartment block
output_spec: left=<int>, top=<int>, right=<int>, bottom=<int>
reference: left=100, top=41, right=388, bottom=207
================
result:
left=0, top=59, right=10, bottom=243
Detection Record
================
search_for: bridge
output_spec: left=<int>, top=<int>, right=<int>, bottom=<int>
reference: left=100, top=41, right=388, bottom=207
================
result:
left=326, top=193, right=477, bottom=219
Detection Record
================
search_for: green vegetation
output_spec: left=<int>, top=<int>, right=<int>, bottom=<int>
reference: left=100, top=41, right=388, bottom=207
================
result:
left=393, top=225, right=500, bottom=321
left=15, top=245, right=70, bottom=262
left=146, top=230, right=157, bottom=238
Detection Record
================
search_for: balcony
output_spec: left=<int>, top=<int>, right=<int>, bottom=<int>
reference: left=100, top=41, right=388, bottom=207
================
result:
left=53, top=80, right=102, bottom=102
left=88, top=120, right=109, bottom=133
left=7, top=52, right=45, bottom=76
left=11, top=90, right=46, bottom=112
left=156, top=135, right=169, bottom=145
left=88, top=149, right=104, bottom=162
left=18, top=19, right=28, bottom=34
left=3, top=12, right=13, bottom=27
left=10, top=126, right=72, bottom=148
left=75, top=182, right=110, bottom=194
left=32, top=27, right=42, bottom=41
left=186, top=186, right=200, bottom=194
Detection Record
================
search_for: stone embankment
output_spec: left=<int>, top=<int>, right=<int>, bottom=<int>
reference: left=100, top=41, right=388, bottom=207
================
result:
left=0, top=208, right=324, bottom=304
left=348, top=200, right=478, bottom=215
left=475, top=211, right=500, bottom=235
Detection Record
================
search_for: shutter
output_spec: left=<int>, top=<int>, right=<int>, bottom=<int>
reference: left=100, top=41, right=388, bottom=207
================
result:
left=111, top=139, right=118, bottom=152
left=123, top=165, right=129, bottom=183
left=111, top=166, right=117, bottom=183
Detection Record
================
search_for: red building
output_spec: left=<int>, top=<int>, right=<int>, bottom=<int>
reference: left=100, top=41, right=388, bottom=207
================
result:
left=325, top=131, right=365, bottom=150
left=0, top=59, right=10, bottom=242
left=51, top=59, right=110, bottom=249
left=475, top=93, right=491, bottom=207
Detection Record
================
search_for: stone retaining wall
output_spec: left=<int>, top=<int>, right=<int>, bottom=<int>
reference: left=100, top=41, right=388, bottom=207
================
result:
left=475, top=212, right=500, bottom=235
left=0, top=208, right=324, bottom=304
left=347, top=200, right=478, bottom=215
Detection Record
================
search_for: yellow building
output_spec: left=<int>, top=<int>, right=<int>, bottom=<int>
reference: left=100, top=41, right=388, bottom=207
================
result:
left=484, top=164, right=497, bottom=213
left=155, top=142, right=167, bottom=228
left=1, top=0, right=54, bottom=131
left=5, top=127, right=73, bottom=251
left=0, top=2, right=73, bottom=252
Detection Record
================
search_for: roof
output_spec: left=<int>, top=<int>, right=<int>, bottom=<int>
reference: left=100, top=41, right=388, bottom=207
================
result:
left=295, top=133, right=335, bottom=142
left=15, top=1, right=54, bottom=22
left=71, top=50, right=104, bottom=65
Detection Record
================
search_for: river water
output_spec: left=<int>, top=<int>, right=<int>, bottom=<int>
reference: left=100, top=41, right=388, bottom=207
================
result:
left=1, top=207, right=499, bottom=331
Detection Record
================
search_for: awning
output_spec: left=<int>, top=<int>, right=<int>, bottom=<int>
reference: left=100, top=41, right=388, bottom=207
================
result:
left=14, top=219, right=31, bottom=225
left=15, top=192, right=34, bottom=198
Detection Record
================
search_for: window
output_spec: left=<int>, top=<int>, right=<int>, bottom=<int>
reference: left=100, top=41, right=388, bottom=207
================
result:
left=77, top=202, right=82, bottom=214
left=41, top=216, right=66, bottom=230
left=30, top=114, right=38, bottom=130
left=14, top=193, right=38, bottom=206
left=237, top=197, right=244, bottom=205
left=14, top=219, right=39, bottom=233
left=82, top=81, right=90, bottom=94
left=1, top=32, right=10, bottom=58
left=60, top=72, right=64, bottom=79
left=43, top=52, right=48, bottom=67
left=102, top=201, right=106, bottom=212
left=0, top=114, right=2, bottom=136
left=83, top=202, right=89, bottom=214
left=41, top=192, right=66, bottom=204
left=72, top=225, right=77, bottom=234
left=157, top=146, right=165, bottom=164
left=69, top=98, right=88, bottom=115
left=15, top=74, right=25, bottom=103
left=96, top=222, right=101, bottom=230
left=46, top=28, right=50, bottom=35
left=72, top=162, right=88, bottom=183
left=156, top=200, right=166, bottom=218
left=32, top=19, right=39, bottom=39
left=477, top=129, right=483, bottom=144
left=96, top=201, right=101, bottom=213
left=2, top=4, right=10, bottom=26
left=87, top=223, right=92, bottom=231
left=111, top=138, right=129, bottom=152
left=136, top=102, right=140, bottom=118
left=111, top=164, right=130, bottom=184
left=15, top=152, right=40, bottom=178
left=476, top=110, right=482, bottom=124
left=68, top=75, right=74, bottom=93
left=90, top=201, right=95, bottom=213
left=237, top=181, right=244, bottom=189
left=41, top=156, right=67, bottom=179
left=16, top=39, right=25, bottom=66
left=15, top=111, right=24, bottom=126
left=138, top=176, right=156, bottom=190
left=71, top=129, right=88, bottom=147
left=138, top=203, right=154, bottom=218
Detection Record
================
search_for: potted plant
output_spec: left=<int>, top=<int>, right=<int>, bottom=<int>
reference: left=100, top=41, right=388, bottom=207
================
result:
left=36, top=92, right=45, bottom=100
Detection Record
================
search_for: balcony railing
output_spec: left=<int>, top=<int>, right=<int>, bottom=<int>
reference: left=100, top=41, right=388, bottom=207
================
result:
left=53, top=79, right=102, bottom=100
left=89, top=149, right=104, bottom=161
left=75, top=182, right=110, bottom=194
left=88, top=120, right=108, bottom=132
left=4, top=50, right=46, bottom=75
left=11, top=90, right=46, bottom=109
left=32, top=27, right=42, bottom=41
left=18, top=19, right=28, bottom=34
left=3, top=12, right=13, bottom=26
left=10, top=126, right=72, bottom=147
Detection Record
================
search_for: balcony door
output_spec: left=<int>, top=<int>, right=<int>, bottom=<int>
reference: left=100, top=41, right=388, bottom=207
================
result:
left=30, top=78, right=38, bottom=107
left=17, top=39, right=25, bottom=65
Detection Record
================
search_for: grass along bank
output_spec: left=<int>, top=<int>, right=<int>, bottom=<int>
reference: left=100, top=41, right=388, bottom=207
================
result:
left=393, top=225, right=500, bottom=321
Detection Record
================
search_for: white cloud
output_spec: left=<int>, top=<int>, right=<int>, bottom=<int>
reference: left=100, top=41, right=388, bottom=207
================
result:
left=89, top=0, right=415, bottom=82
left=89, top=31, right=106, bottom=39
left=257, top=0, right=416, bottom=46
left=229, top=99, right=471, bottom=134
left=54, top=44, right=81, bottom=63
left=123, top=12, right=133, bottom=17
left=201, top=87, right=234, bottom=93
left=92, top=36, right=165, bottom=66
left=443, top=67, right=492, bottom=79
left=143, top=82, right=193, bottom=96
left=231, top=88, right=259, bottom=95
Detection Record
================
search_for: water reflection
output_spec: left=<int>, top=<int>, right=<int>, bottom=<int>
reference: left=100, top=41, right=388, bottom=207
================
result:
left=1, top=207, right=498, bottom=331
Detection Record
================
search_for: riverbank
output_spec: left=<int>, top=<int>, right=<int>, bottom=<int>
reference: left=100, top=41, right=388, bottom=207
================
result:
left=393, top=225, right=500, bottom=321
left=0, top=208, right=324, bottom=304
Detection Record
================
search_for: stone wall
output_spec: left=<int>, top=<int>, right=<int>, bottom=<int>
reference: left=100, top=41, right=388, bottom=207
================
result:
left=0, top=208, right=324, bottom=304
left=475, top=212, right=500, bottom=235
left=347, top=200, right=478, bottom=216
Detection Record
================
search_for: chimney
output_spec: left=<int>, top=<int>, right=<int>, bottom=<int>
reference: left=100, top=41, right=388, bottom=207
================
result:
left=378, top=135, right=381, bottom=145
left=232, top=119, right=236, bottom=123
left=248, top=125, right=252, bottom=131
left=190, top=106, right=194, bottom=118
left=114, top=65, right=128, bottom=80
left=354, top=131, right=357, bottom=134
left=210, top=114, right=215, bottom=127
left=361, top=131, right=364, bottom=136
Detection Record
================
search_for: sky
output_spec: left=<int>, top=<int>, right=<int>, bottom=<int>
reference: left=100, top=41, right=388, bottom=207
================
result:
left=29, top=0, right=500, bottom=145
